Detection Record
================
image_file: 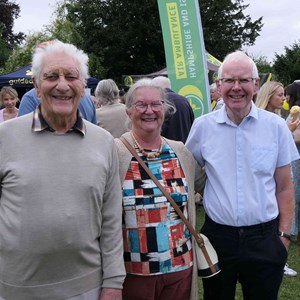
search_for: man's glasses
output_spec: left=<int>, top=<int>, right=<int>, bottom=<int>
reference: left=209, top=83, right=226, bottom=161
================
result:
left=219, top=78, right=256, bottom=86
left=132, top=101, right=164, bottom=112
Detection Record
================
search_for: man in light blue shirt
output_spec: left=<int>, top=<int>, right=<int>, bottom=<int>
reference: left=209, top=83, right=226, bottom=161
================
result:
left=186, top=51, right=299, bottom=300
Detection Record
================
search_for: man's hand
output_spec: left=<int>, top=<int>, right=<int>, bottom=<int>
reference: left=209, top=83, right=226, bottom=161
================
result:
left=99, top=288, right=122, bottom=300
left=279, top=236, right=290, bottom=251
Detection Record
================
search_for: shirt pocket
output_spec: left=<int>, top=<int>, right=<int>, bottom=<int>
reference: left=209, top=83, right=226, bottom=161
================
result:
left=250, top=145, right=275, bottom=174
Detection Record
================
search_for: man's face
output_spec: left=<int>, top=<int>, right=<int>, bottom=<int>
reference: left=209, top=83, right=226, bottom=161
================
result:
left=34, top=51, right=85, bottom=120
left=217, top=59, right=259, bottom=119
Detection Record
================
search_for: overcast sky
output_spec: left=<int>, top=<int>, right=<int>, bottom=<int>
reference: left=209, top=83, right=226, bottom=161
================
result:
left=13, top=0, right=300, bottom=64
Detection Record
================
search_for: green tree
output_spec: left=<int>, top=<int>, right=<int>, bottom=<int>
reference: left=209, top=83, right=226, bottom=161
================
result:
left=0, top=0, right=25, bottom=47
left=45, top=1, right=79, bottom=45
left=55, top=0, right=165, bottom=81
left=2, top=32, right=50, bottom=73
left=251, top=55, right=272, bottom=74
left=200, top=0, right=263, bottom=61
left=272, top=41, right=300, bottom=86
left=0, top=0, right=25, bottom=69
left=52, top=0, right=262, bottom=81
left=6, top=0, right=263, bottom=83
left=0, top=27, right=11, bottom=71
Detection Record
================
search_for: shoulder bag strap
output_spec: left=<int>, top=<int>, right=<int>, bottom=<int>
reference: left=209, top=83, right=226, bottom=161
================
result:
left=120, top=136, right=216, bottom=272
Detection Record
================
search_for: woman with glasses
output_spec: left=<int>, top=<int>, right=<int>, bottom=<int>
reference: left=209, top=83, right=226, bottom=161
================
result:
left=115, top=78, right=205, bottom=300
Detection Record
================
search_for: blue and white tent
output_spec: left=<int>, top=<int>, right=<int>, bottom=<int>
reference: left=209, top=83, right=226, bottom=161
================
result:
left=0, top=64, right=99, bottom=88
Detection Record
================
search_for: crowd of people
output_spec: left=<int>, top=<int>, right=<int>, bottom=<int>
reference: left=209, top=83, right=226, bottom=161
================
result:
left=0, top=40, right=299, bottom=300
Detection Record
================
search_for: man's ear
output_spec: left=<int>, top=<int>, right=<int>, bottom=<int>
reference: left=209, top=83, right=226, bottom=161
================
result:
left=216, top=79, right=222, bottom=95
left=32, top=77, right=41, bottom=98
left=81, top=83, right=85, bottom=97
left=254, top=78, right=260, bottom=95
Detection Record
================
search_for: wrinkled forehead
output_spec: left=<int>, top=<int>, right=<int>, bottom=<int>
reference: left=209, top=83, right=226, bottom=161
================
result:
left=42, top=52, right=80, bottom=73
left=133, top=86, right=162, bottom=100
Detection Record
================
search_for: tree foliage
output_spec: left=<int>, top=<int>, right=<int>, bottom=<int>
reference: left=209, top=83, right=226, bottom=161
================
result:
left=251, top=55, right=272, bottom=74
left=0, top=0, right=25, bottom=48
left=54, top=0, right=165, bottom=80
left=200, top=0, right=263, bottom=61
left=0, top=0, right=26, bottom=69
left=5, top=0, right=263, bottom=83
left=0, top=28, right=11, bottom=70
left=2, top=32, right=50, bottom=73
left=272, top=41, right=300, bottom=86
left=48, top=0, right=262, bottom=82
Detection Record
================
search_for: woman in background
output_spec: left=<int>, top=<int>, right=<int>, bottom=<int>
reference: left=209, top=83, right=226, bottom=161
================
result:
left=256, top=81, right=299, bottom=277
left=285, top=82, right=300, bottom=244
left=95, top=79, right=129, bottom=138
left=0, top=86, right=19, bottom=123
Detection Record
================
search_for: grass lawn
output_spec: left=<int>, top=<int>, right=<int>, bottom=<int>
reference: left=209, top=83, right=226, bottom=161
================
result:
left=196, top=205, right=300, bottom=300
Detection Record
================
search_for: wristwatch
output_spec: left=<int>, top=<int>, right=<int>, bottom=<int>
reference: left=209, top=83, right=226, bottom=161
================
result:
left=278, top=231, right=291, bottom=241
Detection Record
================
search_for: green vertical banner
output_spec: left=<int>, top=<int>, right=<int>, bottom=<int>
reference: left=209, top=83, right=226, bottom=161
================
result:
left=157, top=0, right=210, bottom=117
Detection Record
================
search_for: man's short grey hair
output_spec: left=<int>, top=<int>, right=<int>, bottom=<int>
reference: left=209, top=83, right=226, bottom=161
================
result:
left=152, top=76, right=171, bottom=90
left=218, top=51, right=259, bottom=79
left=31, top=40, right=89, bottom=86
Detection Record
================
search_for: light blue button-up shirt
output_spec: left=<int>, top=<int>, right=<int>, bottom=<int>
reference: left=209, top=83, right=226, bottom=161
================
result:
left=186, top=102, right=300, bottom=226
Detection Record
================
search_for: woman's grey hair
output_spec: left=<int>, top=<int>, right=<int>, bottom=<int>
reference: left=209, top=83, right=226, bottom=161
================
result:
left=218, top=51, right=259, bottom=79
left=125, top=78, right=176, bottom=116
left=95, top=79, right=119, bottom=106
left=31, top=40, right=89, bottom=85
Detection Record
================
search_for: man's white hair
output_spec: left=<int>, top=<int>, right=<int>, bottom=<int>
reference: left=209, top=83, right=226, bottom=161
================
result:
left=152, top=76, right=171, bottom=90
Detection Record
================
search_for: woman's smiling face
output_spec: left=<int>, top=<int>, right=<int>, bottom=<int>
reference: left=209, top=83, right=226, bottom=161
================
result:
left=127, top=87, right=165, bottom=135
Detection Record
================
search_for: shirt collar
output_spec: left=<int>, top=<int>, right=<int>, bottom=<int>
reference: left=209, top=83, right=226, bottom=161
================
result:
left=216, top=100, right=258, bottom=125
left=32, top=105, right=86, bottom=136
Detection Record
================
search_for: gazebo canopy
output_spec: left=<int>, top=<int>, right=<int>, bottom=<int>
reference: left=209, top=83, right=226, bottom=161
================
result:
left=0, top=64, right=99, bottom=88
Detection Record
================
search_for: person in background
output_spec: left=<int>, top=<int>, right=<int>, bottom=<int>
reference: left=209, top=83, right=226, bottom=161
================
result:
left=255, top=81, right=285, bottom=114
left=186, top=51, right=299, bottom=300
left=285, top=82, right=300, bottom=243
left=152, top=76, right=194, bottom=143
left=91, top=94, right=101, bottom=108
left=119, top=85, right=130, bottom=104
left=209, top=83, right=217, bottom=110
left=0, top=86, right=19, bottom=123
left=209, top=83, right=224, bottom=111
left=256, top=80, right=299, bottom=277
left=18, top=87, right=97, bottom=124
left=255, top=81, right=299, bottom=132
left=0, top=40, right=125, bottom=300
left=115, top=78, right=205, bottom=300
left=95, top=79, right=129, bottom=138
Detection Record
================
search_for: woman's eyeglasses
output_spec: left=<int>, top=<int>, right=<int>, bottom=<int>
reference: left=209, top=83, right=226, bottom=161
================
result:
left=132, top=101, right=164, bottom=112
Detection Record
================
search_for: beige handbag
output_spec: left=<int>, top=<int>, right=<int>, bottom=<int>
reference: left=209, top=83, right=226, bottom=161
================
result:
left=120, top=137, right=221, bottom=278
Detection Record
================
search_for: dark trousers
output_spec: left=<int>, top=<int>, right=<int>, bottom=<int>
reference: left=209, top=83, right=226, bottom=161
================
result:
left=201, top=215, right=287, bottom=300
